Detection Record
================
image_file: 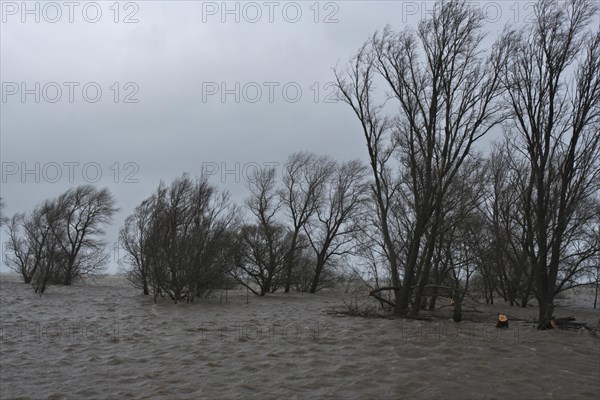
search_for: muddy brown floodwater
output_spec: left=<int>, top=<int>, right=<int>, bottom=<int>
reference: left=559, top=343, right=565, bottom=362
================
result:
left=1, top=275, right=599, bottom=399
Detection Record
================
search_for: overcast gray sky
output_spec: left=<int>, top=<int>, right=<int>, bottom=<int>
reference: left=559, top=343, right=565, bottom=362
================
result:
left=1, top=1, right=537, bottom=272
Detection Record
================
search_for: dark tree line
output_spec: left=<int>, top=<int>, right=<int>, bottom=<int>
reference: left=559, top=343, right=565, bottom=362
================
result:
left=335, top=0, right=599, bottom=328
left=5, top=185, right=117, bottom=293
left=497, top=0, right=599, bottom=328
left=120, top=156, right=367, bottom=301
left=4, top=1, right=597, bottom=328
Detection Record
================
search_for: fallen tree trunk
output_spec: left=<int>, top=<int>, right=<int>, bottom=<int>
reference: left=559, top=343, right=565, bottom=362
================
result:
left=368, top=286, right=400, bottom=308
left=368, top=285, right=463, bottom=321
left=541, top=316, right=589, bottom=330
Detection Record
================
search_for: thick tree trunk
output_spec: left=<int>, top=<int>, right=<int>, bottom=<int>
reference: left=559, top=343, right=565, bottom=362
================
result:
left=397, top=265, right=414, bottom=315
left=453, top=298, right=462, bottom=322
left=398, top=221, right=426, bottom=315
left=373, top=195, right=401, bottom=314
left=283, top=231, right=299, bottom=293
left=309, top=261, right=324, bottom=294
left=142, top=279, right=149, bottom=296
left=413, top=265, right=432, bottom=314
left=428, top=295, right=438, bottom=311
left=412, top=209, right=441, bottom=316
left=263, top=275, right=272, bottom=296
left=538, top=300, right=555, bottom=329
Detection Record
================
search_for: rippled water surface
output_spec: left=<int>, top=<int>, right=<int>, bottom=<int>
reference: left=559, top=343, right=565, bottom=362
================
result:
left=1, top=275, right=598, bottom=399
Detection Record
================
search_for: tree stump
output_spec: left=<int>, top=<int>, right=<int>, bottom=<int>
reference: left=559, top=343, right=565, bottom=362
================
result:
left=496, top=313, right=509, bottom=328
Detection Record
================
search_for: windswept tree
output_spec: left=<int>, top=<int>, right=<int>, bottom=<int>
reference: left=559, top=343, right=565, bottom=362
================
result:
left=50, top=185, right=118, bottom=285
left=6, top=186, right=116, bottom=291
left=6, top=206, right=54, bottom=285
left=119, top=198, right=154, bottom=295
left=126, top=174, right=236, bottom=303
left=335, top=0, right=507, bottom=315
left=499, top=0, right=600, bottom=328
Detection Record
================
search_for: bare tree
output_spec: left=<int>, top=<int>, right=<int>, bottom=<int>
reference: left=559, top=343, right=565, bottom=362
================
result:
left=49, top=185, right=118, bottom=285
left=234, top=223, right=290, bottom=296
left=279, top=152, right=334, bottom=292
left=304, top=159, right=367, bottom=293
left=336, top=0, right=507, bottom=315
left=29, top=204, right=62, bottom=294
left=289, top=234, right=318, bottom=292
left=6, top=202, right=63, bottom=293
left=6, top=213, right=39, bottom=284
left=119, top=198, right=154, bottom=295
left=184, top=188, right=237, bottom=301
left=134, top=174, right=236, bottom=303
left=334, top=40, right=403, bottom=311
left=232, top=167, right=289, bottom=296
left=425, top=156, right=487, bottom=310
left=480, top=146, right=534, bottom=307
left=500, top=0, right=600, bottom=328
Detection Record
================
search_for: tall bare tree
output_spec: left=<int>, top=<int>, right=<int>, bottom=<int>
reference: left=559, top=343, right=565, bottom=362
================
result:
left=279, top=152, right=334, bottom=292
left=334, top=35, right=405, bottom=313
left=500, top=0, right=600, bottom=328
left=304, top=159, right=367, bottom=293
left=336, top=0, right=507, bottom=315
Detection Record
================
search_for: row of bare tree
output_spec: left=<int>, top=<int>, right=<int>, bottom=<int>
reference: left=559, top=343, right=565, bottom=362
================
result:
left=3, top=1, right=597, bottom=327
left=335, top=0, right=599, bottom=327
left=5, top=186, right=118, bottom=293
left=119, top=155, right=367, bottom=302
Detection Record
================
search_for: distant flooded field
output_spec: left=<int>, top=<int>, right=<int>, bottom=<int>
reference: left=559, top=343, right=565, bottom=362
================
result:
left=1, top=275, right=598, bottom=399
